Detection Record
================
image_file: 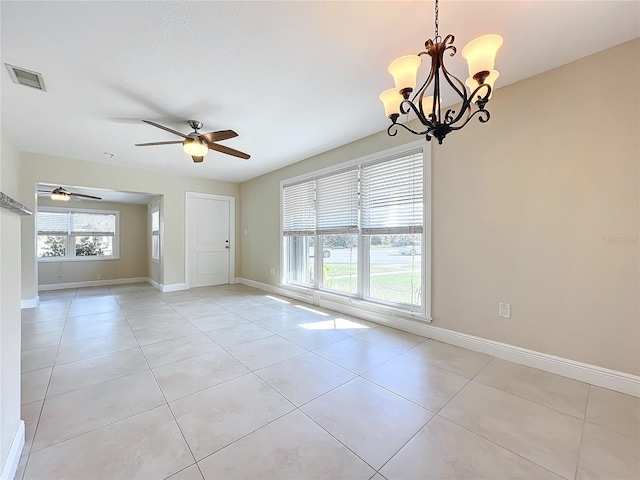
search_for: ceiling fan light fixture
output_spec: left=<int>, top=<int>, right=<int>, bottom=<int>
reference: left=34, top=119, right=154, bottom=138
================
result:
left=183, top=138, right=208, bottom=157
left=137, top=120, right=249, bottom=161
left=51, top=192, right=70, bottom=201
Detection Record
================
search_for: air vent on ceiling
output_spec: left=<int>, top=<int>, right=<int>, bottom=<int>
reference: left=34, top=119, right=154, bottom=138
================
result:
left=5, top=64, right=46, bottom=91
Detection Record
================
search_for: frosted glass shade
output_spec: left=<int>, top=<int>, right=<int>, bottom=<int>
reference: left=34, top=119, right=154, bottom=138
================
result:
left=466, top=70, right=500, bottom=99
left=183, top=138, right=209, bottom=157
left=379, top=88, right=403, bottom=117
left=51, top=192, right=70, bottom=201
left=388, top=55, right=421, bottom=92
left=462, top=34, right=503, bottom=78
left=420, top=95, right=441, bottom=116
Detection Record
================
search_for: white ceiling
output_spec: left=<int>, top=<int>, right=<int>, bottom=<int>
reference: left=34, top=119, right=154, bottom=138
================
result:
left=2, top=1, right=639, bottom=185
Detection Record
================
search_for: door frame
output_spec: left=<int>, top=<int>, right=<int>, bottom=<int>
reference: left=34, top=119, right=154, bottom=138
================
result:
left=185, top=192, right=236, bottom=289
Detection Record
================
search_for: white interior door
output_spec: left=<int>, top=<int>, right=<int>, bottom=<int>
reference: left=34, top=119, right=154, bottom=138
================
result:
left=186, top=193, right=233, bottom=288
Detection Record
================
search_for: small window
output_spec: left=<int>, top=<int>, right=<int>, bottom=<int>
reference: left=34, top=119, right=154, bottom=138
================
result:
left=151, top=204, right=160, bottom=261
left=37, top=208, right=119, bottom=260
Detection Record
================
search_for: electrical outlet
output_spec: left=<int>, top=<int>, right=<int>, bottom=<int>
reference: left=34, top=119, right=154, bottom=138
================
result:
left=97, top=274, right=101, bottom=280
left=269, top=268, right=275, bottom=275
left=499, top=303, right=511, bottom=318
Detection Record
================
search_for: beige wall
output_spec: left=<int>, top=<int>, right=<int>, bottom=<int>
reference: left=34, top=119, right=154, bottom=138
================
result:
left=20, top=153, right=240, bottom=299
left=37, top=198, right=148, bottom=286
left=239, top=39, right=640, bottom=375
left=0, top=132, right=24, bottom=472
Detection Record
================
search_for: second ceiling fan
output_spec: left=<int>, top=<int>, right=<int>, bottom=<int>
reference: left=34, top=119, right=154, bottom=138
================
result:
left=136, top=120, right=250, bottom=163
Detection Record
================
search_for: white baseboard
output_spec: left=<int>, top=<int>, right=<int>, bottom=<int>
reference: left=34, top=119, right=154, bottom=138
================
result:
left=237, top=277, right=640, bottom=397
left=21, top=296, right=40, bottom=309
left=146, top=277, right=162, bottom=291
left=38, top=277, right=148, bottom=292
left=147, top=279, right=187, bottom=293
left=36, top=278, right=239, bottom=294
left=161, top=283, right=187, bottom=293
left=36, top=277, right=188, bottom=294
left=0, top=420, right=24, bottom=480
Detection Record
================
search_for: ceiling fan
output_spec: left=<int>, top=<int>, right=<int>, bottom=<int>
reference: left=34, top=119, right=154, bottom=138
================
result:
left=136, top=120, right=250, bottom=163
left=38, top=187, right=102, bottom=201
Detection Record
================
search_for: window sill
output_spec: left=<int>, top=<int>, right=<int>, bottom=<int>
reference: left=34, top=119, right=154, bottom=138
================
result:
left=280, top=283, right=431, bottom=323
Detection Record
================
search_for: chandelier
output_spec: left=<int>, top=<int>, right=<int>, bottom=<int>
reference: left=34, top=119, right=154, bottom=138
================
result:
left=379, top=0, right=503, bottom=144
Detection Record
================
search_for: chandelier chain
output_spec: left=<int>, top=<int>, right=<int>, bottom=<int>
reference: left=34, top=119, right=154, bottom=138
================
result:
left=434, top=0, right=440, bottom=42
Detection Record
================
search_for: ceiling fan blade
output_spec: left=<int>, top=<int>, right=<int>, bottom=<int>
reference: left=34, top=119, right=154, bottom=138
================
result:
left=200, top=130, right=238, bottom=143
left=142, top=120, right=188, bottom=139
left=69, top=193, right=102, bottom=200
left=191, top=156, right=204, bottom=163
left=135, top=141, right=184, bottom=146
left=207, top=142, right=251, bottom=160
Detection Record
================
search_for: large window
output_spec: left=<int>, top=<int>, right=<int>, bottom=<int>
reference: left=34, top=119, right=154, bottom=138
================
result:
left=281, top=144, right=427, bottom=315
left=37, top=207, right=119, bottom=260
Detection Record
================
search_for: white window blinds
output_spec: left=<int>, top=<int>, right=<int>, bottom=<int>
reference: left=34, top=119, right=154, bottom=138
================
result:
left=316, top=167, right=359, bottom=235
left=70, top=212, right=116, bottom=236
left=283, top=146, right=424, bottom=236
left=37, top=211, right=69, bottom=235
left=37, top=210, right=117, bottom=236
left=361, top=149, right=424, bottom=235
left=282, top=180, right=315, bottom=236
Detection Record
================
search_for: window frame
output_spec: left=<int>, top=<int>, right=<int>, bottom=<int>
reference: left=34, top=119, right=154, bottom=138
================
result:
left=37, top=206, right=120, bottom=262
left=280, top=140, right=431, bottom=319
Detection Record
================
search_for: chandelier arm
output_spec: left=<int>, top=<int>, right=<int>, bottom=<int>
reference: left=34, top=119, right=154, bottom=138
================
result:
left=412, top=51, right=437, bottom=118
left=469, top=83, right=492, bottom=106
left=438, top=70, right=473, bottom=127
left=400, top=97, right=433, bottom=127
left=448, top=108, right=491, bottom=132
left=387, top=121, right=429, bottom=137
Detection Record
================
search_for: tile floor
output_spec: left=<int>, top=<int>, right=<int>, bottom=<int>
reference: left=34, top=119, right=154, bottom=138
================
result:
left=17, top=283, right=639, bottom=480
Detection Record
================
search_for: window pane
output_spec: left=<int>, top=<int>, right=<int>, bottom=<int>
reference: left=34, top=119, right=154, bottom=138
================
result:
left=37, top=235, right=66, bottom=257
left=152, top=210, right=160, bottom=232
left=37, top=211, right=68, bottom=235
left=74, top=236, right=113, bottom=256
left=361, top=149, right=424, bottom=235
left=368, top=234, right=422, bottom=306
left=152, top=234, right=160, bottom=259
left=322, top=234, right=357, bottom=294
left=282, top=180, right=315, bottom=235
left=316, top=168, right=359, bottom=234
left=285, top=236, right=314, bottom=286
